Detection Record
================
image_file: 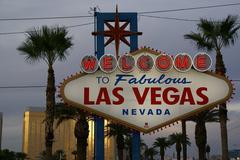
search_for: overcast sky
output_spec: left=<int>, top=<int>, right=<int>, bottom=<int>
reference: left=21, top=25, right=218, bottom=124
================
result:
left=0, top=0, right=240, bottom=158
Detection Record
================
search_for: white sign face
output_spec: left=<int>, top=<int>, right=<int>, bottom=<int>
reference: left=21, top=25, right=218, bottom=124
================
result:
left=60, top=49, right=232, bottom=133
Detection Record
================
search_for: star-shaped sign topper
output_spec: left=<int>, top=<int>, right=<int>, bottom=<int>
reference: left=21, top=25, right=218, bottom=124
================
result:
left=92, top=5, right=142, bottom=58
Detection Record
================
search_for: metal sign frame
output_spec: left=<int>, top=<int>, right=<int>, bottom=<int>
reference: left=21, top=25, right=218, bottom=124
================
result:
left=94, top=11, right=140, bottom=160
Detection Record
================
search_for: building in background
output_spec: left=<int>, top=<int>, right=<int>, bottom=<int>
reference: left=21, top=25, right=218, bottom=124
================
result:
left=22, top=107, right=115, bottom=160
left=0, top=112, right=2, bottom=150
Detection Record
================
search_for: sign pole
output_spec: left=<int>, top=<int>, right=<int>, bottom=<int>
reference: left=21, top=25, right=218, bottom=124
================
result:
left=129, top=13, right=141, bottom=160
left=94, top=10, right=141, bottom=160
left=132, top=131, right=141, bottom=160
left=94, top=12, right=105, bottom=160
left=94, top=117, right=104, bottom=160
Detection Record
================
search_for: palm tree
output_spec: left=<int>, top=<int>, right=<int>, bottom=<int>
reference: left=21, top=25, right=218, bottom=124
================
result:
left=144, top=147, right=157, bottom=160
left=140, top=140, right=148, bottom=160
left=188, top=109, right=219, bottom=160
left=153, top=137, right=171, bottom=160
left=15, top=152, right=27, bottom=160
left=181, top=120, right=187, bottom=160
left=105, top=123, right=130, bottom=160
left=38, top=150, right=66, bottom=160
left=54, top=103, right=89, bottom=160
left=125, top=137, right=146, bottom=160
left=18, top=26, right=73, bottom=159
left=0, top=150, right=28, bottom=160
left=184, top=15, right=240, bottom=160
left=54, top=150, right=66, bottom=160
left=125, top=136, right=132, bottom=160
left=169, top=133, right=190, bottom=160
left=0, top=149, right=16, bottom=160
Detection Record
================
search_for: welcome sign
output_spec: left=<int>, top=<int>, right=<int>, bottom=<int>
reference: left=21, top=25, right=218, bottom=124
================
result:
left=60, top=48, right=233, bottom=133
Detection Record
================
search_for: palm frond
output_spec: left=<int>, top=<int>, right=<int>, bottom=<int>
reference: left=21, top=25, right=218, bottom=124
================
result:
left=54, top=103, right=80, bottom=127
left=55, top=116, right=74, bottom=128
left=220, top=15, right=240, bottom=47
left=52, top=26, right=73, bottom=61
left=187, top=109, right=220, bottom=123
left=168, top=133, right=191, bottom=146
left=185, top=15, right=240, bottom=52
left=184, top=32, right=214, bottom=51
left=205, top=109, right=220, bottom=122
left=105, top=123, right=130, bottom=137
left=144, top=147, right=158, bottom=157
left=153, top=137, right=171, bottom=149
left=18, top=25, right=73, bottom=65
left=18, top=28, right=44, bottom=64
left=198, top=18, right=216, bottom=38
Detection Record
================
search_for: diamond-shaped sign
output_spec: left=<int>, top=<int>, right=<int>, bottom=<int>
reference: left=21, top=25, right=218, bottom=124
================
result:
left=60, top=48, right=232, bottom=133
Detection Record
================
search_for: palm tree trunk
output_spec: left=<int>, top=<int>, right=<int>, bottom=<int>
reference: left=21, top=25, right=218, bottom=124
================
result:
left=45, top=65, right=55, bottom=159
left=160, top=148, right=165, bottom=160
left=144, top=149, right=148, bottom=160
left=160, top=154, right=164, bottom=160
left=198, top=146, right=206, bottom=160
left=118, top=148, right=124, bottom=160
left=77, top=138, right=87, bottom=160
left=182, top=120, right=187, bottom=160
left=75, top=114, right=89, bottom=160
left=219, top=102, right=229, bottom=160
left=215, top=50, right=229, bottom=160
left=177, top=150, right=181, bottom=160
left=176, top=143, right=181, bottom=160
left=150, top=154, right=154, bottom=160
left=195, top=121, right=207, bottom=160
left=215, top=50, right=226, bottom=75
left=129, top=145, right=132, bottom=160
left=117, top=135, right=124, bottom=160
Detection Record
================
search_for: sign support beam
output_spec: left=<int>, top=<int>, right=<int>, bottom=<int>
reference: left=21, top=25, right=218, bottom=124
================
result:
left=94, top=11, right=140, bottom=160
left=129, top=13, right=141, bottom=160
left=132, top=131, right=141, bottom=160
left=94, top=12, right=105, bottom=160
left=94, top=117, right=104, bottom=160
